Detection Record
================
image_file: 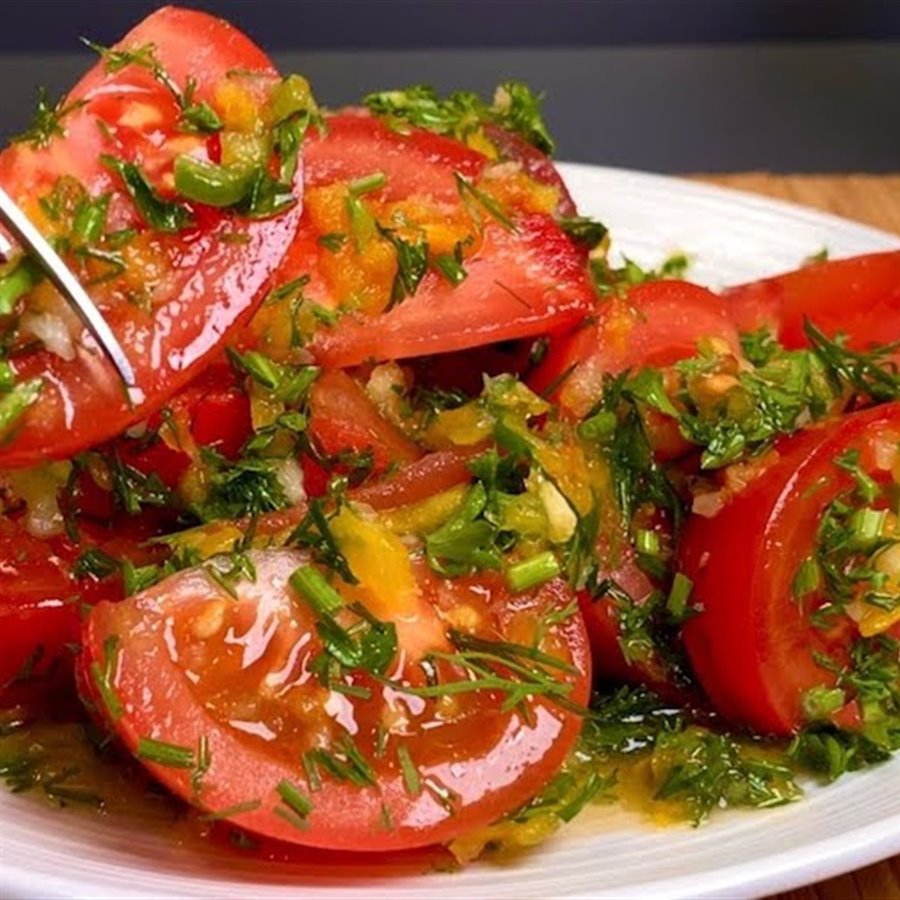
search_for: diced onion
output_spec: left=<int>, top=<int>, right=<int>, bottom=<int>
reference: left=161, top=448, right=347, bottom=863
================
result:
left=275, top=457, right=306, bottom=506
left=692, top=491, right=724, bottom=518
left=20, top=310, right=76, bottom=361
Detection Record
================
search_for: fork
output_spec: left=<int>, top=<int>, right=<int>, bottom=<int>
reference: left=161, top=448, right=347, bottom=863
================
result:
left=0, top=185, right=136, bottom=388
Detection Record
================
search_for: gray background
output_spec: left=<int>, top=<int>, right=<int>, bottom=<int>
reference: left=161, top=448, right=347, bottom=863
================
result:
left=1, top=1, right=899, bottom=173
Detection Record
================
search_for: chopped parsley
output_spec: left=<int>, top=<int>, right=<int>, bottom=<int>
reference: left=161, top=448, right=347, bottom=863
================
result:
left=364, top=80, right=555, bottom=154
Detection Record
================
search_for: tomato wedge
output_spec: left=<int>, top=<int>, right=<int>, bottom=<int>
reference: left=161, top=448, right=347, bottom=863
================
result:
left=0, top=7, right=302, bottom=467
left=80, top=549, right=589, bottom=850
left=0, top=515, right=159, bottom=703
left=680, top=404, right=900, bottom=736
left=530, top=280, right=743, bottom=418
left=308, top=370, right=421, bottom=477
left=311, top=214, right=596, bottom=368
left=725, top=250, right=900, bottom=351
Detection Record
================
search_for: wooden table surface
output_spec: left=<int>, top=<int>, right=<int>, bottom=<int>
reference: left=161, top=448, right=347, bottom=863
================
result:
left=694, top=172, right=900, bottom=900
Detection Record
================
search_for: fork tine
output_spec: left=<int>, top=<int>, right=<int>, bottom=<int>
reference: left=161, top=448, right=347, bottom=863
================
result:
left=0, top=186, right=137, bottom=389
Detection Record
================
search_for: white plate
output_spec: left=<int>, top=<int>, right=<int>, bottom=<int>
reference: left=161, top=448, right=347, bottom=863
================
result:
left=2, top=165, right=900, bottom=900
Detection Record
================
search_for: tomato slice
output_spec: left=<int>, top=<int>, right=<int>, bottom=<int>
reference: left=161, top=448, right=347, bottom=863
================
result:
left=530, top=280, right=743, bottom=418
left=80, top=549, right=589, bottom=850
left=308, top=370, right=421, bottom=477
left=0, top=515, right=159, bottom=703
left=0, top=7, right=302, bottom=467
left=304, top=113, right=485, bottom=203
left=725, top=251, right=900, bottom=351
left=311, top=213, right=596, bottom=368
left=680, top=404, right=900, bottom=736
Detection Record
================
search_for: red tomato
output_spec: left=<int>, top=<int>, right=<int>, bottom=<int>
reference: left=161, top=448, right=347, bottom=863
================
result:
left=0, top=516, right=160, bottom=703
left=680, top=404, right=900, bottom=736
left=725, top=251, right=900, bottom=350
left=530, top=280, right=743, bottom=418
left=311, top=214, right=596, bottom=368
left=0, top=7, right=302, bottom=468
left=353, top=447, right=481, bottom=511
left=304, top=112, right=486, bottom=203
left=81, top=550, right=590, bottom=850
left=307, top=369, right=421, bottom=477
left=116, top=364, right=253, bottom=488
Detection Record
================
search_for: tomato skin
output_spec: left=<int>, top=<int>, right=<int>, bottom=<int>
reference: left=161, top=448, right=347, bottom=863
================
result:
left=307, top=370, right=421, bottom=476
left=312, top=214, right=596, bottom=368
left=0, top=7, right=302, bottom=468
left=680, top=404, right=900, bottom=736
left=80, top=550, right=590, bottom=850
left=352, top=447, right=480, bottom=511
left=725, top=250, right=900, bottom=351
left=530, top=280, right=743, bottom=418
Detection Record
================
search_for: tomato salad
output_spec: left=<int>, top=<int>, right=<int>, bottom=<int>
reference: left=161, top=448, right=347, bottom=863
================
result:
left=1, top=6, right=898, bottom=862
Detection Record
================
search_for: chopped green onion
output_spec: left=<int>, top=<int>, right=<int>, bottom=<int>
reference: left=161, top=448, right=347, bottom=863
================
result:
left=0, top=257, right=38, bottom=315
left=199, top=799, right=262, bottom=821
left=666, top=572, right=694, bottom=622
left=848, top=508, right=888, bottom=550
left=348, top=172, right=386, bottom=196
left=0, top=379, right=43, bottom=440
left=433, top=246, right=468, bottom=285
left=136, top=737, right=196, bottom=768
left=507, top=551, right=561, bottom=593
left=269, top=74, right=316, bottom=124
left=635, top=528, right=662, bottom=558
left=173, top=156, right=256, bottom=207
left=577, top=410, right=617, bottom=443
left=792, top=557, right=822, bottom=599
left=276, top=779, right=313, bottom=818
left=0, top=361, right=15, bottom=392
left=290, top=565, right=345, bottom=616
left=802, top=686, right=846, bottom=722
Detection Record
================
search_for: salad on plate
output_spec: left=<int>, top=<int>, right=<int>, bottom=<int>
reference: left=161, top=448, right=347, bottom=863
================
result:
left=1, top=5, right=899, bottom=867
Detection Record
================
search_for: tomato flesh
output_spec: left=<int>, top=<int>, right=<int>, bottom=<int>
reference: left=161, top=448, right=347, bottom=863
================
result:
left=724, top=250, right=900, bottom=351
left=80, top=549, right=589, bottom=850
left=0, top=7, right=302, bottom=467
left=680, top=404, right=900, bottom=735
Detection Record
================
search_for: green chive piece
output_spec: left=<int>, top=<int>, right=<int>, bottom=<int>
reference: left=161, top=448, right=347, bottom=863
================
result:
left=348, top=171, right=386, bottom=196
left=802, top=686, right=846, bottom=722
left=666, top=572, right=694, bottom=622
left=635, top=528, right=662, bottom=557
left=848, top=508, right=887, bottom=550
left=199, top=798, right=262, bottom=821
left=792, top=557, right=822, bottom=599
left=173, top=156, right=256, bottom=207
left=136, top=737, right=196, bottom=768
left=0, top=378, right=42, bottom=440
left=290, top=565, right=345, bottom=616
left=276, top=779, right=313, bottom=818
left=506, top=551, right=561, bottom=593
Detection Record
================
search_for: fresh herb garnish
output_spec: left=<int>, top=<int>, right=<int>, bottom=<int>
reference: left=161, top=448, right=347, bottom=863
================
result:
left=12, top=87, right=87, bottom=148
